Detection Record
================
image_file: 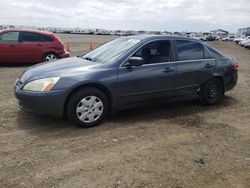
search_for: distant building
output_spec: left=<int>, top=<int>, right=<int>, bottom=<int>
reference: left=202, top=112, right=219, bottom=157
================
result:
left=237, top=27, right=250, bottom=37
left=210, top=29, right=229, bottom=38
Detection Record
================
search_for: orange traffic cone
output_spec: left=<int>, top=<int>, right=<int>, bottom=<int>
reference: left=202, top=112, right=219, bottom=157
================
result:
left=66, top=40, right=71, bottom=52
left=88, top=41, right=94, bottom=50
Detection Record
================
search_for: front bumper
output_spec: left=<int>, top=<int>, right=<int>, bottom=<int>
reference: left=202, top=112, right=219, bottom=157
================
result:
left=14, top=81, right=66, bottom=117
left=59, top=50, right=70, bottom=59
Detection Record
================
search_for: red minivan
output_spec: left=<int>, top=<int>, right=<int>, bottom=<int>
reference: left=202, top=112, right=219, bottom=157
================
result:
left=0, top=29, right=69, bottom=64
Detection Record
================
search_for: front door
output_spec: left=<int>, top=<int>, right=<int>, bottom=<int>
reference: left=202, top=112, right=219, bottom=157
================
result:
left=0, top=31, right=20, bottom=63
left=117, top=40, right=176, bottom=106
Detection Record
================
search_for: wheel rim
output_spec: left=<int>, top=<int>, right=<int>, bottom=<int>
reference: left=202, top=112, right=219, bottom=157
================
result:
left=45, top=54, right=57, bottom=62
left=76, top=96, right=104, bottom=123
left=208, top=84, right=218, bottom=98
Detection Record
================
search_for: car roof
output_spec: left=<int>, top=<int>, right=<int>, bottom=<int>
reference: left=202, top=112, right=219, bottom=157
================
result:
left=124, top=34, right=205, bottom=43
left=0, top=29, right=53, bottom=36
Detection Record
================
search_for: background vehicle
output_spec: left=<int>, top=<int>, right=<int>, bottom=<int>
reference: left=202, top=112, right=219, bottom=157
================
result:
left=233, top=37, right=245, bottom=44
left=244, top=41, right=250, bottom=49
left=15, top=36, right=238, bottom=128
left=238, top=36, right=250, bottom=46
left=0, top=29, right=69, bottom=64
left=206, top=35, right=216, bottom=41
left=239, top=38, right=250, bottom=47
left=190, top=34, right=206, bottom=41
left=222, top=36, right=235, bottom=41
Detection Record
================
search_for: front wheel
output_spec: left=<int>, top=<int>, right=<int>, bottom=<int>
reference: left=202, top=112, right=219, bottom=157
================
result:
left=43, top=53, right=58, bottom=62
left=199, top=78, right=223, bottom=105
left=67, top=88, right=108, bottom=128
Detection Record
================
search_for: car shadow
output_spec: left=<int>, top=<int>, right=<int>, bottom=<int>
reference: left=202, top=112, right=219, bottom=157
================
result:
left=0, top=63, right=32, bottom=67
left=15, top=95, right=239, bottom=137
left=109, top=95, right=238, bottom=124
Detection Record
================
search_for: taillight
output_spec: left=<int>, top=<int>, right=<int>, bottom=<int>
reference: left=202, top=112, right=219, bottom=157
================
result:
left=233, top=63, right=239, bottom=71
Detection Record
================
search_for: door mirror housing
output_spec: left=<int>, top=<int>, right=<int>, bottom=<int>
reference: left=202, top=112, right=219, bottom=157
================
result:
left=126, top=57, right=144, bottom=67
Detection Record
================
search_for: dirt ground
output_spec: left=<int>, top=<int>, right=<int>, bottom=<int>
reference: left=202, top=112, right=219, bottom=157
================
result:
left=0, top=35, right=250, bottom=188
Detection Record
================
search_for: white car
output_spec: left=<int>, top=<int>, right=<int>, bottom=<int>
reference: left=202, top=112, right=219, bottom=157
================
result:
left=190, top=34, right=207, bottom=41
left=239, top=36, right=250, bottom=46
left=222, top=36, right=235, bottom=41
left=241, top=39, right=250, bottom=47
left=233, top=37, right=244, bottom=43
left=245, top=41, right=250, bottom=49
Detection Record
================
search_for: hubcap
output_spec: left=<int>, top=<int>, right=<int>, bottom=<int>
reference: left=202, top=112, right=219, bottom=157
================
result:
left=45, top=54, right=57, bottom=62
left=208, top=84, right=217, bottom=98
left=76, top=96, right=104, bottom=123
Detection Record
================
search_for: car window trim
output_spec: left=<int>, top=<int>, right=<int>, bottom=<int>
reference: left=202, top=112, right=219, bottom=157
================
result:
left=120, top=39, right=174, bottom=68
left=119, top=58, right=215, bottom=69
left=120, top=39, right=215, bottom=68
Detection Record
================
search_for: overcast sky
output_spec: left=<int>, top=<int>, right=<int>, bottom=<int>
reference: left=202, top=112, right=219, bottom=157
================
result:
left=0, top=0, right=249, bottom=32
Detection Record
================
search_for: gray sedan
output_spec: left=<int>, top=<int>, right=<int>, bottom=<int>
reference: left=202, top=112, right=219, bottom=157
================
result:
left=15, top=35, right=238, bottom=128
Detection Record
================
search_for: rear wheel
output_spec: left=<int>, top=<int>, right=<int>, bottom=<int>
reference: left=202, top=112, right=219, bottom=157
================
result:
left=199, top=78, right=223, bottom=105
left=43, top=53, right=58, bottom=62
left=67, top=88, right=108, bottom=128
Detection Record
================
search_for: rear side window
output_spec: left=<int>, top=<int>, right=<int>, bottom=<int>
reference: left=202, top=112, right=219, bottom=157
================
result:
left=176, top=40, right=213, bottom=61
left=206, top=45, right=224, bottom=59
left=21, top=32, right=41, bottom=42
left=40, top=35, right=54, bottom=42
left=21, top=32, right=54, bottom=42
left=0, top=32, right=19, bottom=42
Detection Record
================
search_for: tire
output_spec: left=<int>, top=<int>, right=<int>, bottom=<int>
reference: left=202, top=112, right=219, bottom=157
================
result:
left=199, top=78, right=223, bottom=105
left=43, top=53, right=58, bottom=62
left=66, top=88, right=108, bottom=128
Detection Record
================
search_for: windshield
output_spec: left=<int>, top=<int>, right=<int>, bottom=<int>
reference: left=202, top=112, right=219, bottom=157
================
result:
left=82, top=38, right=141, bottom=63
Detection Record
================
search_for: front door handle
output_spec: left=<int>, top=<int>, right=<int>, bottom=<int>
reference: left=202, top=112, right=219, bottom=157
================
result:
left=37, top=44, right=43, bottom=47
left=205, top=63, right=214, bottom=68
left=163, top=67, right=175, bottom=73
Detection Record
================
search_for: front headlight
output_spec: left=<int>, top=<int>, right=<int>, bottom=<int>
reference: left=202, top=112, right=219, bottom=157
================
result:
left=23, top=77, right=60, bottom=92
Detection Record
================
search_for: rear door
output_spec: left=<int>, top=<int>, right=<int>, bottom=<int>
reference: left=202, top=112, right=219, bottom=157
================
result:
left=0, top=31, right=20, bottom=63
left=175, top=40, right=215, bottom=95
left=19, top=32, right=44, bottom=63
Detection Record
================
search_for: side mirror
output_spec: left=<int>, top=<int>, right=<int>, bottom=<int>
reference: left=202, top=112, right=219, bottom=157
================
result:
left=126, top=57, right=144, bottom=67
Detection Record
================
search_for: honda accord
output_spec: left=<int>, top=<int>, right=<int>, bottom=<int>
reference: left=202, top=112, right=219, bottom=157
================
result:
left=14, top=35, right=238, bottom=128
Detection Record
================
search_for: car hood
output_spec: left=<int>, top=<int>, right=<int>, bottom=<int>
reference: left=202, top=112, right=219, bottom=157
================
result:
left=20, top=57, right=103, bottom=82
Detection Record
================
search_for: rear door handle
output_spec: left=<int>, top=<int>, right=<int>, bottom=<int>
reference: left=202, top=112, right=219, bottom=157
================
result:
left=10, top=44, right=17, bottom=47
left=37, top=44, right=43, bottom=47
left=163, top=67, right=175, bottom=73
left=205, top=63, right=214, bottom=68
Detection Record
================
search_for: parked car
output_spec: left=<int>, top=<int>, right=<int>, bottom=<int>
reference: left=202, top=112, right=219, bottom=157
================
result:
left=0, top=29, right=69, bottom=64
left=233, top=37, right=245, bottom=44
left=222, top=36, right=235, bottom=41
left=239, top=36, right=250, bottom=46
left=215, top=36, right=221, bottom=40
left=240, top=39, right=250, bottom=47
left=15, top=36, right=238, bottom=128
left=244, top=41, right=250, bottom=49
left=206, top=35, right=216, bottom=41
left=190, top=34, right=207, bottom=41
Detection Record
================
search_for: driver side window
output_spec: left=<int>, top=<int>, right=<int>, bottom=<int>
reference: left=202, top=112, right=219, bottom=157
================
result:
left=132, top=40, right=171, bottom=64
